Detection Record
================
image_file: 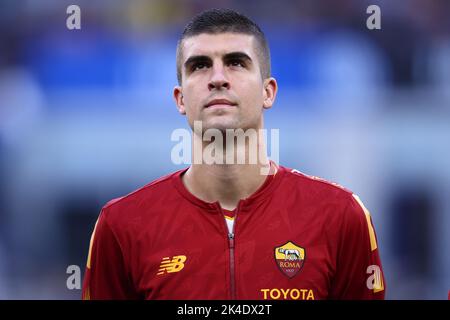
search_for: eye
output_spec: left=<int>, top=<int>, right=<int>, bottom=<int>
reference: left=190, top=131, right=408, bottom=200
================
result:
left=228, top=60, right=245, bottom=68
left=192, top=62, right=209, bottom=72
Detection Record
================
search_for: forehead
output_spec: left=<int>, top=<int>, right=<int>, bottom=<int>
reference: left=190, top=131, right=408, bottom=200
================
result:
left=181, top=33, right=257, bottom=61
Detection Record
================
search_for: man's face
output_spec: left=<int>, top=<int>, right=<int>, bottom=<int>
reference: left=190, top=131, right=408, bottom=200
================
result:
left=174, top=33, right=277, bottom=133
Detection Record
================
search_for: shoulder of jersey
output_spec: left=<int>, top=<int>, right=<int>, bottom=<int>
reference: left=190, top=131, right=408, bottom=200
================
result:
left=284, top=167, right=354, bottom=196
left=103, top=169, right=181, bottom=210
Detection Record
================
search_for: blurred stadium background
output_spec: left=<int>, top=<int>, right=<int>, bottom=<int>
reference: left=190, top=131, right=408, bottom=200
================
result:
left=0, top=0, right=449, bottom=299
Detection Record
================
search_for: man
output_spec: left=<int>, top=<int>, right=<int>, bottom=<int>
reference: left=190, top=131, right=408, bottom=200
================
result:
left=82, top=8, right=385, bottom=300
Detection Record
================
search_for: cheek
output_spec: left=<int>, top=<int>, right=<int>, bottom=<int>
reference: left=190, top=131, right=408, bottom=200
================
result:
left=238, top=73, right=262, bottom=89
left=182, top=86, right=200, bottom=111
left=239, top=82, right=265, bottom=107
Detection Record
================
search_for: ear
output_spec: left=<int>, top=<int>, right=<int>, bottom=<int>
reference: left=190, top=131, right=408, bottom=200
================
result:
left=262, top=77, right=278, bottom=110
left=173, top=86, right=186, bottom=115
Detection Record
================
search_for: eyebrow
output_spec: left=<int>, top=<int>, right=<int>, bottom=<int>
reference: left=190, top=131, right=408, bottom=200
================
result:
left=183, top=51, right=253, bottom=71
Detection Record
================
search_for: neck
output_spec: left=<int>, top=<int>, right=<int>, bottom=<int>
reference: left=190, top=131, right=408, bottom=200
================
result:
left=182, top=127, right=274, bottom=210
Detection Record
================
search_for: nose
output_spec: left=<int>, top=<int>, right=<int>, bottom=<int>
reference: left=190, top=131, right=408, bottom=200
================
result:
left=208, top=65, right=230, bottom=91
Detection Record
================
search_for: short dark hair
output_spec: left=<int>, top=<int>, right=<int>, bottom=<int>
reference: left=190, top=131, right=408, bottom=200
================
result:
left=176, top=8, right=271, bottom=85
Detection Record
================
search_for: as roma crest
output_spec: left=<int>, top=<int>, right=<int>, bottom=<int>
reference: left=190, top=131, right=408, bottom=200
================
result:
left=274, top=241, right=306, bottom=278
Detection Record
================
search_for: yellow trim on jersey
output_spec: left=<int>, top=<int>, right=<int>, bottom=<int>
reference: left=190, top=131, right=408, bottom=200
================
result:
left=83, top=287, right=90, bottom=300
left=224, top=215, right=235, bottom=221
left=374, top=270, right=384, bottom=293
left=86, top=218, right=99, bottom=269
left=352, top=194, right=378, bottom=251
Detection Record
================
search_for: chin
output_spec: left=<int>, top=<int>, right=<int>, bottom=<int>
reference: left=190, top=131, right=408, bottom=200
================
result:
left=202, top=118, right=240, bottom=132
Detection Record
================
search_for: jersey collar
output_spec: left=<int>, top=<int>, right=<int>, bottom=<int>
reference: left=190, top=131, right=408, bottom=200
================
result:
left=172, top=161, right=286, bottom=213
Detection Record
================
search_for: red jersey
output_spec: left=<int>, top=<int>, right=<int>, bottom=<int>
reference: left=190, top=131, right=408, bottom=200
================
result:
left=82, top=163, right=385, bottom=300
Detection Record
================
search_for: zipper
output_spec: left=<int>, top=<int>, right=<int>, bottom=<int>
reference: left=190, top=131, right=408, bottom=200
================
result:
left=228, top=232, right=236, bottom=300
left=217, top=202, right=240, bottom=300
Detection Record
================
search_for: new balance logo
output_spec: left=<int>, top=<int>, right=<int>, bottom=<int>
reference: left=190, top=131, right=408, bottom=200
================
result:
left=157, top=255, right=187, bottom=275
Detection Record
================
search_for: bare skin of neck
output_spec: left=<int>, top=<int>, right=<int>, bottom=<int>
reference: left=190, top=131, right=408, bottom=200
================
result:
left=181, top=128, right=275, bottom=211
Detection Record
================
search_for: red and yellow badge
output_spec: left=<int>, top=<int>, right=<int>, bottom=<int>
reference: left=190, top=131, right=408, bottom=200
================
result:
left=274, top=241, right=306, bottom=278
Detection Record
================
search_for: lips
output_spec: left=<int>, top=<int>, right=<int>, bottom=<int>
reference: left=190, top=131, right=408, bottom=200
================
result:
left=205, top=98, right=237, bottom=108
